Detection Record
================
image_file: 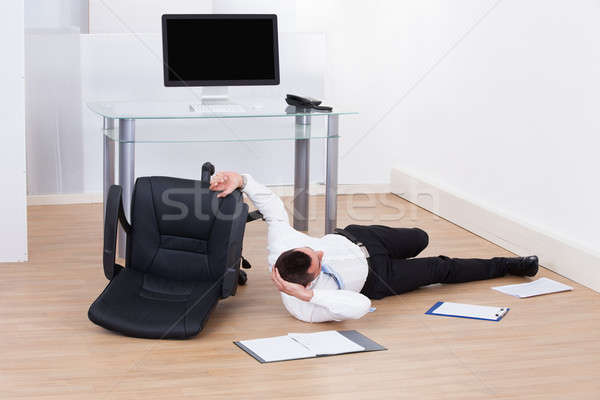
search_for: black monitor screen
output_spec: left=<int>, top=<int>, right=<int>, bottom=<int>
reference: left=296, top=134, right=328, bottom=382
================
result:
left=162, top=14, right=279, bottom=86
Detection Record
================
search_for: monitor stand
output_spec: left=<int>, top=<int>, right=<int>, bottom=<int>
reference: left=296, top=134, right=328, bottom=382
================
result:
left=189, top=87, right=250, bottom=113
left=199, top=86, right=229, bottom=104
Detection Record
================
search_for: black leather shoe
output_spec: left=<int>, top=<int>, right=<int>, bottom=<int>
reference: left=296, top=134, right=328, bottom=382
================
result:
left=505, top=255, right=539, bottom=277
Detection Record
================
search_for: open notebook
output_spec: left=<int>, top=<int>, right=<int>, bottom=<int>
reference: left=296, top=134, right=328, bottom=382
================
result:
left=235, top=330, right=386, bottom=363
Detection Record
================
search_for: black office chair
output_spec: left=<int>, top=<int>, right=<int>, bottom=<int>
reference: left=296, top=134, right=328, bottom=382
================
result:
left=88, top=162, right=250, bottom=339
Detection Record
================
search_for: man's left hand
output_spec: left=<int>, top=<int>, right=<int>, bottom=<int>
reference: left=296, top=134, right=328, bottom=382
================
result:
left=272, top=267, right=314, bottom=302
left=209, top=171, right=243, bottom=198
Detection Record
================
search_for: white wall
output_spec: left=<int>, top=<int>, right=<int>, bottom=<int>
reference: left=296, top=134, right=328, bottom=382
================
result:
left=0, top=0, right=28, bottom=261
left=89, top=0, right=212, bottom=33
left=89, top=0, right=293, bottom=34
left=301, top=0, right=600, bottom=253
left=26, top=0, right=600, bottom=258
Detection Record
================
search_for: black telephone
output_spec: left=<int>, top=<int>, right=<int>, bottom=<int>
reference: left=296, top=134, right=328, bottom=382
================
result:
left=285, top=94, right=333, bottom=111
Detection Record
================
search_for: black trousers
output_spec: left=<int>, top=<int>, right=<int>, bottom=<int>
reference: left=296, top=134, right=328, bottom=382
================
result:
left=344, top=224, right=509, bottom=300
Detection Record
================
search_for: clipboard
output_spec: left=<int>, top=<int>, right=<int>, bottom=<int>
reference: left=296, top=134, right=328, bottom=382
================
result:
left=425, top=301, right=509, bottom=322
left=234, top=330, right=386, bottom=364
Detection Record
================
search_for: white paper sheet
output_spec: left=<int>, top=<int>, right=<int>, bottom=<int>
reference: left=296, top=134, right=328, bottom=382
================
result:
left=288, top=330, right=365, bottom=356
left=430, top=302, right=507, bottom=320
left=492, top=277, right=573, bottom=298
left=238, top=335, right=315, bottom=362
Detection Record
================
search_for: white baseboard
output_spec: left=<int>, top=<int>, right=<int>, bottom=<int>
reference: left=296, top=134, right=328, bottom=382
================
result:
left=26, top=183, right=390, bottom=206
left=270, top=183, right=391, bottom=197
left=28, top=193, right=103, bottom=206
left=0, top=255, right=28, bottom=262
left=391, top=167, right=600, bottom=292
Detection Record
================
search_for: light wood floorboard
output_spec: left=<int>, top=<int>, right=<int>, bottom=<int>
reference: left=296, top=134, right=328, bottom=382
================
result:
left=2, top=194, right=599, bottom=399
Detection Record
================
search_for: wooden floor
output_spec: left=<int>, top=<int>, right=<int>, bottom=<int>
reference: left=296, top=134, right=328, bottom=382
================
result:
left=2, top=194, right=600, bottom=399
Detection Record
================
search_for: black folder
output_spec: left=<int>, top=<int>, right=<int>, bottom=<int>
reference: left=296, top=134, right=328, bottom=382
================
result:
left=234, top=330, right=386, bottom=364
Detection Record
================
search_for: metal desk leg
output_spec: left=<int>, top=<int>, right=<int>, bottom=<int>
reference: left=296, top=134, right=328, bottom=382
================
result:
left=118, top=118, right=135, bottom=257
left=325, top=115, right=339, bottom=234
left=102, top=118, right=115, bottom=220
left=294, top=114, right=311, bottom=231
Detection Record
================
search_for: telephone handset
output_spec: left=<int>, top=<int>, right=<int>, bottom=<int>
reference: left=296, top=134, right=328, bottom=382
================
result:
left=285, top=94, right=333, bottom=111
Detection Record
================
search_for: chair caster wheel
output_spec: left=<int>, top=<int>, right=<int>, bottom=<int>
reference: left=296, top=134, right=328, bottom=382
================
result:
left=238, top=270, right=248, bottom=286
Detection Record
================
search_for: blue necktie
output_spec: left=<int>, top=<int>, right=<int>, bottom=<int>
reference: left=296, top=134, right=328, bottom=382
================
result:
left=321, top=263, right=345, bottom=290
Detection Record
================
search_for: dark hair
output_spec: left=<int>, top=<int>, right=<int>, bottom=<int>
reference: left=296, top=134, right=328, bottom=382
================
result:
left=274, top=249, right=313, bottom=286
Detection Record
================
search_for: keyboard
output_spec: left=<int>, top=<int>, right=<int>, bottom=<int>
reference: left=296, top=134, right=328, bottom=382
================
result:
left=189, top=104, right=247, bottom=113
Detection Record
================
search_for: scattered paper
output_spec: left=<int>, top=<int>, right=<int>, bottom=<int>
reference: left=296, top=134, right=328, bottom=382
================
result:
left=288, top=330, right=364, bottom=356
left=492, top=277, right=573, bottom=298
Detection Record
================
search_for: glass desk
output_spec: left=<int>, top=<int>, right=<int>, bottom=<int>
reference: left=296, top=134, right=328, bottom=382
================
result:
left=88, top=100, right=358, bottom=253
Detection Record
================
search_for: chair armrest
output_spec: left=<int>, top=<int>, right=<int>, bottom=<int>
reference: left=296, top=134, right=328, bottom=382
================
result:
left=201, top=162, right=215, bottom=184
left=246, top=210, right=264, bottom=223
left=103, top=185, right=131, bottom=280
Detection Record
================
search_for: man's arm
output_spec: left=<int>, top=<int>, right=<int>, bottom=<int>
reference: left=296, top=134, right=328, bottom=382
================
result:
left=210, top=171, right=290, bottom=225
left=281, top=290, right=372, bottom=322
left=210, top=171, right=303, bottom=266
left=273, top=267, right=372, bottom=322
left=239, top=173, right=291, bottom=225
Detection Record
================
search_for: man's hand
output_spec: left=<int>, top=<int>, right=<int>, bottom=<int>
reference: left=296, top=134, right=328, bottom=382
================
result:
left=272, top=267, right=314, bottom=302
left=209, top=171, right=244, bottom=198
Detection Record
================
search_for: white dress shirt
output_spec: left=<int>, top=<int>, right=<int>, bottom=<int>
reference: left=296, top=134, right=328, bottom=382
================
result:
left=241, top=174, right=372, bottom=323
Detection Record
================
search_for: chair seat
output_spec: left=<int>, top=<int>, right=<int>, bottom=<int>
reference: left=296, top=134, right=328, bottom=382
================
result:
left=88, top=268, right=221, bottom=339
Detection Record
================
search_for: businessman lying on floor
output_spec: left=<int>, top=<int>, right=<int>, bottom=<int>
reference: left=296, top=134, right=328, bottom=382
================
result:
left=209, top=171, right=539, bottom=323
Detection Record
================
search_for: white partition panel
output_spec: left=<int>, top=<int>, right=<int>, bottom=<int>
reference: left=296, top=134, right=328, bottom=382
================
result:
left=25, top=28, right=83, bottom=195
left=0, top=0, right=27, bottom=262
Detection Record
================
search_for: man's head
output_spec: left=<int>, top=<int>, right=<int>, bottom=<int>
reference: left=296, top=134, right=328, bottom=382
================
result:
left=273, top=247, right=324, bottom=287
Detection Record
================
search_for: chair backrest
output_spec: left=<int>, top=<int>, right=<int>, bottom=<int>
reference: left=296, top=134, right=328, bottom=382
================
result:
left=126, top=176, right=247, bottom=282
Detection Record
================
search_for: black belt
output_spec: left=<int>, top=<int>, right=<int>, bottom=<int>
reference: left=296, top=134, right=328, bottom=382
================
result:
left=333, top=228, right=370, bottom=259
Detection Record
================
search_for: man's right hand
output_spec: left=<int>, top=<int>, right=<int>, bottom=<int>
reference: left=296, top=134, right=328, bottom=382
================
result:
left=209, top=171, right=244, bottom=198
left=272, top=267, right=314, bottom=302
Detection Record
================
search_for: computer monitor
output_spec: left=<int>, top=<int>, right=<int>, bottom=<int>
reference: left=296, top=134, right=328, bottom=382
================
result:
left=162, top=14, right=280, bottom=87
